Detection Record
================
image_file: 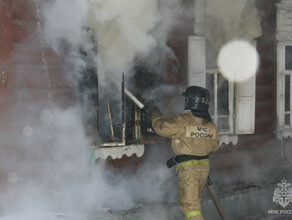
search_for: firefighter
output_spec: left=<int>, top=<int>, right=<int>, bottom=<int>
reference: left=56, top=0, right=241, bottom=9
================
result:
left=149, top=86, right=219, bottom=220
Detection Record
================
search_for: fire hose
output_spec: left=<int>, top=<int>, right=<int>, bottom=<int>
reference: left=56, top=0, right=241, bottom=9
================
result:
left=207, top=176, right=229, bottom=220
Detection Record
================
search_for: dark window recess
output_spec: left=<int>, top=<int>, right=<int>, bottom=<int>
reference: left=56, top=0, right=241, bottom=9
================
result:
left=78, top=28, right=165, bottom=145
left=285, top=75, right=290, bottom=112
left=217, top=73, right=229, bottom=115
left=126, top=63, right=164, bottom=144
left=285, top=46, right=292, bottom=70
left=285, top=114, right=290, bottom=126
left=99, top=85, right=122, bottom=143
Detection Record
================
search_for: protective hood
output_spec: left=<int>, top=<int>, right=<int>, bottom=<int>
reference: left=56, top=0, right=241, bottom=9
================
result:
left=191, top=109, right=212, bottom=121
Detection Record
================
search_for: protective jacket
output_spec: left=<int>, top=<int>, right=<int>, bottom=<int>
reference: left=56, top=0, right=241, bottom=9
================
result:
left=150, top=108, right=219, bottom=220
left=150, top=110, right=219, bottom=156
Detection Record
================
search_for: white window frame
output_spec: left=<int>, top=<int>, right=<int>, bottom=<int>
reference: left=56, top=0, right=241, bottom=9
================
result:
left=276, top=41, right=292, bottom=138
left=206, top=69, right=235, bottom=135
left=276, top=2, right=292, bottom=139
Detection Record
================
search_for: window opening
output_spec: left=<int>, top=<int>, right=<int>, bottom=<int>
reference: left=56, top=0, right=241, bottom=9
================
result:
left=206, top=69, right=234, bottom=134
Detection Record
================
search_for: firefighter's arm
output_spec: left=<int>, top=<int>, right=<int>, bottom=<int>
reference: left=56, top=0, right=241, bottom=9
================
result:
left=149, top=107, right=184, bottom=138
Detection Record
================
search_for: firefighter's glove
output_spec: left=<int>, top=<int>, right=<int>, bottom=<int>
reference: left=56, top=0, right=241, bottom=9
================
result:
left=149, top=106, right=162, bottom=121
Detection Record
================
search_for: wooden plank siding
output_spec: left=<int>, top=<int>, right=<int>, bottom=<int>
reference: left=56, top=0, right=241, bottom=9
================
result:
left=0, top=0, right=14, bottom=130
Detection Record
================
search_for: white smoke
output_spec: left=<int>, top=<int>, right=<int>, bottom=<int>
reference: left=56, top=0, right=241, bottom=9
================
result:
left=0, top=107, right=89, bottom=217
left=87, top=0, right=159, bottom=76
left=42, top=0, right=182, bottom=82
left=0, top=2, right=181, bottom=218
left=40, top=0, right=183, bottom=137
left=0, top=104, right=176, bottom=219
left=42, top=0, right=89, bottom=52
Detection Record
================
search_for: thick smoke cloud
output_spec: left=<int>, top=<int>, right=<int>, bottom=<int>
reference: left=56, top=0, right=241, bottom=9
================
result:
left=86, top=0, right=158, bottom=76
left=0, top=107, right=90, bottom=217
left=0, top=0, right=181, bottom=219
left=42, top=0, right=182, bottom=83
left=41, top=0, right=183, bottom=141
left=0, top=105, right=176, bottom=219
left=42, top=0, right=89, bottom=53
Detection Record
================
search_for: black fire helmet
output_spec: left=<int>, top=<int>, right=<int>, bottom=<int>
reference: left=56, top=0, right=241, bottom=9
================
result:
left=182, top=86, right=210, bottom=111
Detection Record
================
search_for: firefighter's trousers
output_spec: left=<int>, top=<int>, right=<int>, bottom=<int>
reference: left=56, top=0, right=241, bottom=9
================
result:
left=177, top=160, right=210, bottom=220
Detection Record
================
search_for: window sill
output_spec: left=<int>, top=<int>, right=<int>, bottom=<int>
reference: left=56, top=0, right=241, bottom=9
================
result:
left=219, top=134, right=238, bottom=146
left=276, top=128, right=292, bottom=139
